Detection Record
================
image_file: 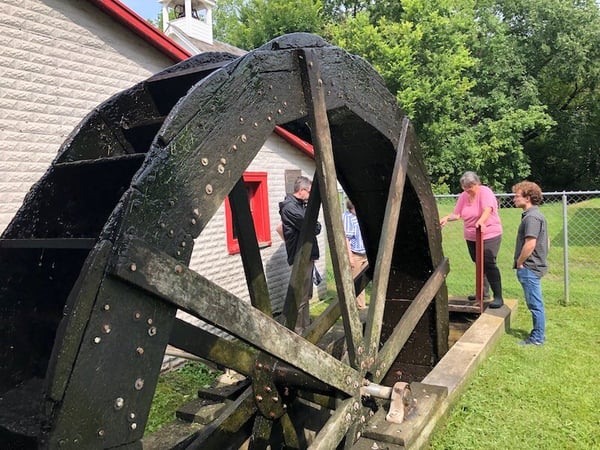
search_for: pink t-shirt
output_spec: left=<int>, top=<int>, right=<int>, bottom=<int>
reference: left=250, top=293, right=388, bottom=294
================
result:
left=453, top=185, right=502, bottom=241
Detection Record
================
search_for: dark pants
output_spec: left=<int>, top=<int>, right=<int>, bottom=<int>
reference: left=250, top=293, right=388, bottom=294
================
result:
left=295, top=261, right=314, bottom=334
left=466, top=234, right=502, bottom=287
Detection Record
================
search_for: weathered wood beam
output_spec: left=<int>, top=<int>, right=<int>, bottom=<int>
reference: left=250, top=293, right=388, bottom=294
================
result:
left=249, top=415, right=272, bottom=449
left=186, top=386, right=255, bottom=449
left=364, top=117, right=411, bottom=355
left=229, top=177, right=272, bottom=315
left=112, top=239, right=358, bottom=396
left=308, top=398, right=355, bottom=450
left=281, top=412, right=301, bottom=449
left=169, top=318, right=257, bottom=376
left=298, top=48, right=364, bottom=369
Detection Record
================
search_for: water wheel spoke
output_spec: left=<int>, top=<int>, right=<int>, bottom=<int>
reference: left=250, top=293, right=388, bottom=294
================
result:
left=299, top=48, right=364, bottom=367
left=343, top=423, right=362, bottom=450
left=229, top=177, right=272, bottom=315
left=303, top=299, right=340, bottom=344
left=308, top=398, right=354, bottom=449
left=364, top=118, right=411, bottom=355
left=187, top=386, right=256, bottom=449
left=283, top=177, right=323, bottom=332
left=373, top=257, right=449, bottom=382
left=169, top=317, right=257, bottom=376
left=248, top=415, right=273, bottom=449
left=280, top=412, right=302, bottom=449
left=113, top=239, right=358, bottom=395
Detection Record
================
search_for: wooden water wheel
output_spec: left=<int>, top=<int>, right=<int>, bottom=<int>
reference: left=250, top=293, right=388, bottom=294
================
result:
left=0, top=33, right=448, bottom=449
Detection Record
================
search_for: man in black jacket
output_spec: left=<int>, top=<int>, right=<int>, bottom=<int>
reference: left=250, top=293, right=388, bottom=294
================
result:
left=278, top=176, right=320, bottom=333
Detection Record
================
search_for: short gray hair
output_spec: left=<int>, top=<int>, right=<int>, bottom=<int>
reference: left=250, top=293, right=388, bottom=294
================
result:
left=460, top=171, right=481, bottom=188
left=293, top=176, right=312, bottom=193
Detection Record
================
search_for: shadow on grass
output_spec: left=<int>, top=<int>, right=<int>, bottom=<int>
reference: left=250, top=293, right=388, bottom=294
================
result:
left=506, top=327, right=530, bottom=340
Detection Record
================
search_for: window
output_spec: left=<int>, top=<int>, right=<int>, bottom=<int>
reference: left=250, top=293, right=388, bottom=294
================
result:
left=225, top=172, right=271, bottom=255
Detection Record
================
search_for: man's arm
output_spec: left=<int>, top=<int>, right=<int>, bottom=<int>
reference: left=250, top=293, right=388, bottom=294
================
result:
left=516, top=236, right=537, bottom=268
left=276, top=222, right=284, bottom=240
left=346, top=237, right=354, bottom=268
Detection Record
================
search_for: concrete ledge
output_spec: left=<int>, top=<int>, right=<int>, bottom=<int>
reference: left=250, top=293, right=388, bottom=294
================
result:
left=410, top=299, right=518, bottom=449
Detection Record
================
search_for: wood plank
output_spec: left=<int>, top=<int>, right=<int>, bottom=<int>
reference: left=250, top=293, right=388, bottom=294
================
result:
left=185, top=387, right=255, bottom=449
left=112, top=239, right=359, bottom=396
left=169, top=318, right=257, bottom=376
left=364, top=117, right=411, bottom=354
left=298, top=48, right=364, bottom=368
left=228, top=178, right=272, bottom=315
left=308, top=398, right=354, bottom=450
left=44, top=240, right=111, bottom=401
left=0, top=238, right=96, bottom=249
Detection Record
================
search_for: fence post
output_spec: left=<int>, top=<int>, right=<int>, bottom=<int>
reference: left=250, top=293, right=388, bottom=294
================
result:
left=562, top=191, right=569, bottom=306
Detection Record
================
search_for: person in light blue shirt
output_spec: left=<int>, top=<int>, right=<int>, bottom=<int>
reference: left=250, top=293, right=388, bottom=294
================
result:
left=343, top=199, right=368, bottom=309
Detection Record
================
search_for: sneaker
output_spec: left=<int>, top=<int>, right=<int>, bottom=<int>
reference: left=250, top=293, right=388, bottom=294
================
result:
left=467, top=294, right=490, bottom=301
left=518, top=338, right=543, bottom=346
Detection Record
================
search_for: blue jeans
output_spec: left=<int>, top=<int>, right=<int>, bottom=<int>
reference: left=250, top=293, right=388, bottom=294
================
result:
left=516, top=267, right=545, bottom=342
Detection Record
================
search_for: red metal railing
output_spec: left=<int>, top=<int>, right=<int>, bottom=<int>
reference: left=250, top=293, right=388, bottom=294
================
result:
left=475, top=226, right=484, bottom=313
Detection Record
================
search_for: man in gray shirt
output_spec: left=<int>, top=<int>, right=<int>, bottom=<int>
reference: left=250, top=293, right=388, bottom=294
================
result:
left=512, top=181, right=549, bottom=346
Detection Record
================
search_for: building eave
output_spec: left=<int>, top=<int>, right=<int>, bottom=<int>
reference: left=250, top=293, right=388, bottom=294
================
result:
left=274, top=127, right=315, bottom=159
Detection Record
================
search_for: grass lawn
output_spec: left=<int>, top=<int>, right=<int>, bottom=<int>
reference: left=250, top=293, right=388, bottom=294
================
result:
left=430, top=198, right=600, bottom=448
left=429, top=301, right=600, bottom=449
left=145, top=362, right=219, bottom=434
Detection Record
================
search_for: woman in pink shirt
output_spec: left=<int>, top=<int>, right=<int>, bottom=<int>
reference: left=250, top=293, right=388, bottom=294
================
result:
left=440, top=171, right=504, bottom=308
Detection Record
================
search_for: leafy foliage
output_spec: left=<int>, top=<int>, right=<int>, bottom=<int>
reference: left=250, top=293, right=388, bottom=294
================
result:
left=214, top=0, right=323, bottom=50
left=212, top=0, right=600, bottom=192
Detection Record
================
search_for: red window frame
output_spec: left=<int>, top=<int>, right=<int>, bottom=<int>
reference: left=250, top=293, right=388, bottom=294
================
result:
left=225, top=172, right=271, bottom=255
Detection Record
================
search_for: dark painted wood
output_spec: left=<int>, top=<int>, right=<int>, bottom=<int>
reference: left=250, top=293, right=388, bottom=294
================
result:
left=228, top=178, right=272, bottom=315
left=113, top=239, right=358, bottom=396
left=374, top=258, right=449, bottom=384
left=299, top=48, right=364, bottom=369
left=169, top=318, right=257, bottom=377
left=0, top=32, right=450, bottom=448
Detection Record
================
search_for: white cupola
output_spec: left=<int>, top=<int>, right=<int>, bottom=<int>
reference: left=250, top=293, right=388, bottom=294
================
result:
left=160, top=0, right=215, bottom=44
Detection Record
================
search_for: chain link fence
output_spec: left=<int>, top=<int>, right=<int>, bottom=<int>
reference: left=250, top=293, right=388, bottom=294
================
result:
left=436, top=191, right=600, bottom=306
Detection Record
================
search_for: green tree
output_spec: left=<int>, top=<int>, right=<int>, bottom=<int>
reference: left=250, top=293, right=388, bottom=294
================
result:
left=213, top=0, right=244, bottom=44
left=212, top=0, right=600, bottom=191
left=495, top=0, right=600, bottom=190
left=328, top=0, right=561, bottom=192
left=214, top=0, right=324, bottom=50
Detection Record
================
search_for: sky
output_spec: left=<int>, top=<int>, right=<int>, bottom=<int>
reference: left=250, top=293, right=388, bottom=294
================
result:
left=121, top=0, right=162, bottom=21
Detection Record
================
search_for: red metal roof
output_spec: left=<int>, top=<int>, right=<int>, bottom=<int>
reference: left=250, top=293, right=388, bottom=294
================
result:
left=89, top=0, right=314, bottom=158
left=274, top=126, right=315, bottom=158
